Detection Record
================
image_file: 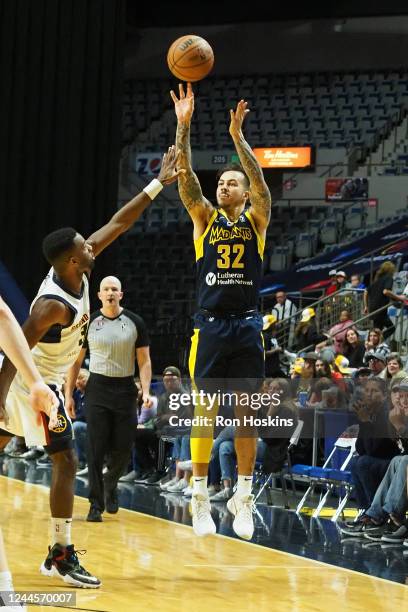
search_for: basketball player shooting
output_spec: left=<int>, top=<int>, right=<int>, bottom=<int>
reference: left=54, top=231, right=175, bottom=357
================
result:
left=170, top=83, right=271, bottom=540
left=0, top=146, right=183, bottom=588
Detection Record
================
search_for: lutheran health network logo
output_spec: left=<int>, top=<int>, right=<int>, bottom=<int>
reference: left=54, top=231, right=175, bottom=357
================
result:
left=205, top=271, right=252, bottom=286
left=206, top=272, right=216, bottom=286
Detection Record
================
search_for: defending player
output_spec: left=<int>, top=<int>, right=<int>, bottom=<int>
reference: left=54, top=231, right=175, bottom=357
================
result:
left=0, top=146, right=183, bottom=587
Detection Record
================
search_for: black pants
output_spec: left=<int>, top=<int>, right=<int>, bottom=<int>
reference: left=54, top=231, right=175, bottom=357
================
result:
left=133, top=428, right=159, bottom=471
left=85, top=373, right=137, bottom=511
left=133, top=428, right=171, bottom=473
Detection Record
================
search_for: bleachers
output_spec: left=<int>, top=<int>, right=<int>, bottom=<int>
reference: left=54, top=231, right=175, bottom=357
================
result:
left=123, top=69, right=408, bottom=152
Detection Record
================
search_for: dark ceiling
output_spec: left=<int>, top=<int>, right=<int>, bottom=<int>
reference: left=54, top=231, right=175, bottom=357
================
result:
left=126, top=0, right=408, bottom=29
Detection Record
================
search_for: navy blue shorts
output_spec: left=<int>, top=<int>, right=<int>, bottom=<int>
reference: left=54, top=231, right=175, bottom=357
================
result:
left=1, top=382, right=74, bottom=455
left=189, top=311, right=264, bottom=392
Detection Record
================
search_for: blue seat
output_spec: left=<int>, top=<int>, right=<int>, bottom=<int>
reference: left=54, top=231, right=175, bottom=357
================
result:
left=291, top=464, right=312, bottom=477
left=296, top=436, right=357, bottom=522
left=328, top=469, right=352, bottom=483
left=309, top=467, right=330, bottom=479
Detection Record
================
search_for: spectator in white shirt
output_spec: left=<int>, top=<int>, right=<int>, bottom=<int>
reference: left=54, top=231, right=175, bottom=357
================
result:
left=271, top=290, right=297, bottom=349
left=271, top=290, right=297, bottom=321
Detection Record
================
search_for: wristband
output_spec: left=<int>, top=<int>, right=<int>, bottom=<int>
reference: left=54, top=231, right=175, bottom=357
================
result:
left=143, top=178, right=163, bottom=200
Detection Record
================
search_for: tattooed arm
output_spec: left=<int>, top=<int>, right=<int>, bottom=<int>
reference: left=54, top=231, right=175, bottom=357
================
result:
left=171, top=83, right=214, bottom=237
left=229, top=99, right=271, bottom=236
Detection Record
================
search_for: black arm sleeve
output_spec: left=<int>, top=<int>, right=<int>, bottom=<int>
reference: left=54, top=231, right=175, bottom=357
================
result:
left=123, top=309, right=150, bottom=347
left=82, top=310, right=101, bottom=351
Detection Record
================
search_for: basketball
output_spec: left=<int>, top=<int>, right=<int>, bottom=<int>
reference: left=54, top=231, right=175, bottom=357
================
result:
left=167, top=35, right=214, bottom=82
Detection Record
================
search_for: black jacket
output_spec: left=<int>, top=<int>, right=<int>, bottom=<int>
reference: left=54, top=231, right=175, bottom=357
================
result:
left=356, top=404, right=400, bottom=459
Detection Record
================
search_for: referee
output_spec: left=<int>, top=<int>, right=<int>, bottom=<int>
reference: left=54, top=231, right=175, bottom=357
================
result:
left=81, top=276, right=152, bottom=522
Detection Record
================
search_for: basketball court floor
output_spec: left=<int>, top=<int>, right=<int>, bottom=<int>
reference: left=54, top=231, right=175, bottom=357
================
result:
left=1, top=458, right=407, bottom=611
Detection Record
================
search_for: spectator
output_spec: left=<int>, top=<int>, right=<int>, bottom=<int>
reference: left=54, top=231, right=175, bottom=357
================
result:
left=162, top=434, right=192, bottom=493
left=353, top=367, right=372, bottom=381
left=332, top=355, right=351, bottom=393
left=294, top=308, right=322, bottom=351
left=271, top=290, right=297, bottom=321
left=380, top=353, right=406, bottom=387
left=262, top=315, right=285, bottom=378
left=314, top=355, right=348, bottom=396
left=366, top=351, right=387, bottom=376
left=308, top=378, right=332, bottom=406
left=335, top=270, right=347, bottom=290
left=343, top=328, right=366, bottom=368
left=325, top=269, right=338, bottom=296
left=347, top=273, right=366, bottom=291
left=271, top=290, right=297, bottom=348
left=383, top=280, right=408, bottom=305
left=326, top=270, right=348, bottom=297
left=364, top=261, right=396, bottom=339
left=260, top=378, right=298, bottom=474
left=134, top=366, right=192, bottom=486
left=363, top=328, right=390, bottom=364
left=340, top=380, right=408, bottom=541
left=71, top=368, right=89, bottom=472
left=315, top=358, right=332, bottom=379
left=307, top=368, right=333, bottom=406
left=316, top=309, right=354, bottom=355
left=293, top=352, right=317, bottom=396
left=208, top=426, right=236, bottom=502
left=349, top=377, right=400, bottom=512
left=208, top=429, right=267, bottom=503
left=119, top=384, right=158, bottom=482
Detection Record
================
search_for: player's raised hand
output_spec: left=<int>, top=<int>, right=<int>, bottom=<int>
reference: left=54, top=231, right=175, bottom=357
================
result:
left=29, top=381, right=60, bottom=430
left=158, top=145, right=186, bottom=185
left=170, top=82, right=195, bottom=123
left=229, top=99, right=250, bottom=139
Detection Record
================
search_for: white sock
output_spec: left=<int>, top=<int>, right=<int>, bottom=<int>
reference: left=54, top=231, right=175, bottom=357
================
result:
left=51, top=517, right=72, bottom=547
left=0, top=570, right=13, bottom=591
left=192, top=476, right=208, bottom=497
left=236, top=475, right=253, bottom=498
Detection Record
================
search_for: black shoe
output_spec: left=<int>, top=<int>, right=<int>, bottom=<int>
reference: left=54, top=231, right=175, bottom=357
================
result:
left=20, top=447, right=44, bottom=460
left=134, top=470, right=154, bottom=483
left=364, top=519, right=393, bottom=541
left=339, top=515, right=382, bottom=537
left=37, top=453, right=51, bottom=466
left=105, top=489, right=119, bottom=514
left=145, top=470, right=166, bottom=485
left=381, top=520, right=408, bottom=543
left=40, top=543, right=101, bottom=588
left=86, top=506, right=103, bottom=522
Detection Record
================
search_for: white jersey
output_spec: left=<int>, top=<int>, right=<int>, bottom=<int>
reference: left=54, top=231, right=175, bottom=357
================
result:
left=13, top=268, right=90, bottom=391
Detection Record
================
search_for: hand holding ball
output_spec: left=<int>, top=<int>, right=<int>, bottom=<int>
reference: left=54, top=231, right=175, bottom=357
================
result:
left=167, top=35, right=214, bottom=82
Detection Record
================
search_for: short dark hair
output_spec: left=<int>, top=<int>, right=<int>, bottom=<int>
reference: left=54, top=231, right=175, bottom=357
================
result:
left=366, top=376, right=387, bottom=395
left=216, top=163, right=250, bottom=189
left=387, top=352, right=403, bottom=368
left=42, top=227, right=77, bottom=265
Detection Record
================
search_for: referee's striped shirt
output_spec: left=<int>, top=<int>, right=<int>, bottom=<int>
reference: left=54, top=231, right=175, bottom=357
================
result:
left=84, top=309, right=149, bottom=378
